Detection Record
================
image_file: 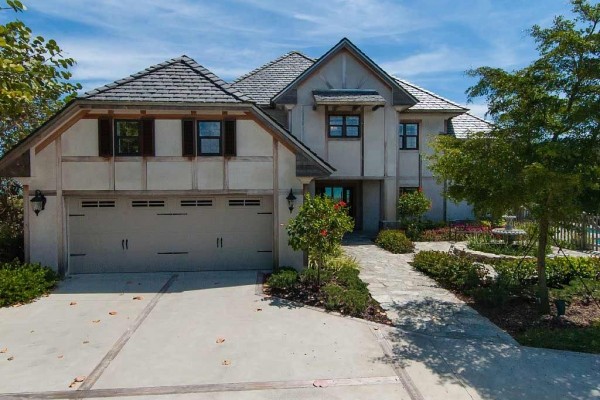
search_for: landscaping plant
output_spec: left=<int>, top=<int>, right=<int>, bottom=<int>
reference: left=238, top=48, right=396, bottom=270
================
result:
left=397, top=189, right=431, bottom=239
left=375, top=229, right=414, bottom=254
left=0, top=259, right=58, bottom=307
left=286, top=194, right=354, bottom=287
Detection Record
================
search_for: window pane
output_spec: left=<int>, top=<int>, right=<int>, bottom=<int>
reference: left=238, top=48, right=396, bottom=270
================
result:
left=118, top=137, right=140, bottom=155
left=199, top=121, right=221, bottom=137
left=329, top=125, right=343, bottom=137
left=116, top=121, right=140, bottom=155
left=346, top=116, right=360, bottom=126
left=406, top=136, right=418, bottom=149
left=398, top=124, right=405, bottom=136
left=332, top=187, right=343, bottom=200
left=324, top=187, right=333, bottom=197
left=346, top=126, right=359, bottom=137
left=405, top=124, right=418, bottom=136
left=200, top=138, right=220, bottom=154
left=329, top=116, right=343, bottom=125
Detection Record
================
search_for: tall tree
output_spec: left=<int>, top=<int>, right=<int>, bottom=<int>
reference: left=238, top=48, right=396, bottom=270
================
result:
left=0, top=0, right=81, bottom=261
left=429, top=0, right=600, bottom=313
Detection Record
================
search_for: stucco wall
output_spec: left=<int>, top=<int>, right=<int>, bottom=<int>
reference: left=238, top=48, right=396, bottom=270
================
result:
left=29, top=194, right=58, bottom=269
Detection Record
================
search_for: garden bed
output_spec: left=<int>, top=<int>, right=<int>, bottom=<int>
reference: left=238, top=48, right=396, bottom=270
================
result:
left=412, top=250, right=600, bottom=353
left=263, top=257, right=392, bottom=326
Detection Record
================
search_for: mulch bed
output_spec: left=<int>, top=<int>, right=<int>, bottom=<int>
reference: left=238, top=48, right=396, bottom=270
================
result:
left=455, top=292, right=600, bottom=336
left=262, top=276, right=392, bottom=326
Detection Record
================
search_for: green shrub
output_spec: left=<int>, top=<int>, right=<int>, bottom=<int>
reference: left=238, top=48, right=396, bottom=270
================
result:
left=0, top=260, right=58, bottom=307
left=267, top=267, right=299, bottom=291
left=469, top=280, right=512, bottom=307
left=375, top=230, right=414, bottom=254
left=323, top=284, right=371, bottom=316
left=412, top=251, right=485, bottom=291
left=299, top=266, right=334, bottom=286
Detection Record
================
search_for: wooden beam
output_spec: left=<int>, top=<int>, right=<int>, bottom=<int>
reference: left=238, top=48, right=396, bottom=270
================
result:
left=35, top=110, right=89, bottom=155
left=82, top=114, right=254, bottom=120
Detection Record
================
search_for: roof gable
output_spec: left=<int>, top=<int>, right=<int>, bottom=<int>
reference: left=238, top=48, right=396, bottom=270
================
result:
left=448, top=113, right=493, bottom=139
left=271, top=38, right=417, bottom=107
left=231, top=52, right=314, bottom=106
left=396, top=79, right=467, bottom=113
left=84, top=56, right=250, bottom=103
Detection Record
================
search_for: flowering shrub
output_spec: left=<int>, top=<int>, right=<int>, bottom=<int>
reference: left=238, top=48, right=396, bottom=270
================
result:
left=287, top=194, right=354, bottom=287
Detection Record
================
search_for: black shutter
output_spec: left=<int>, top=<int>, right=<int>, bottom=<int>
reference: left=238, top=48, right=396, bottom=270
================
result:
left=98, top=117, right=113, bottom=157
left=182, top=119, right=195, bottom=157
left=141, top=118, right=155, bottom=156
left=223, top=120, right=236, bottom=157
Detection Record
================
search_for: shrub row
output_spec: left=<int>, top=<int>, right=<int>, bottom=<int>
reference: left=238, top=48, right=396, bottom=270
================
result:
left=412, top=251, right=486, bottom=291
left=375, top=230, right=414, bottom=254
left=0, top=260, right=58, bottom=307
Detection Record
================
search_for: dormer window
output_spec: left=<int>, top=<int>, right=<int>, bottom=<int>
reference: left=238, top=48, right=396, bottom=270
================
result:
left=328, top=115, right=360, bottom=138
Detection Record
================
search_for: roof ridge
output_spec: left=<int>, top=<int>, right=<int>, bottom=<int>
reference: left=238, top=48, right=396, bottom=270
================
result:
left=83, top=55, right=190, bottom=97
left=394, top=77, right=467, bottom=111
left=233, top=51, right=315, bottom=83
left=178, top=56, right=250, bottom=102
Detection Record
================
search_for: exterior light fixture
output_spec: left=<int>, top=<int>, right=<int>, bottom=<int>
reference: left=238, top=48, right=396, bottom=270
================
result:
left=286, top=189, right=297, bottom=213
left=30, top=190, right=46, bottom=216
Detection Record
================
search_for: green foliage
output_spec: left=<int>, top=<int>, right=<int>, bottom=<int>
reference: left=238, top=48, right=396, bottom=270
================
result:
left=375, top=229, right=414, bottom=254
left=397, top=190, right=432, bottom=238
left=287, top=194, right=354, bottom=285
left=0, top=259, right=58, bottom=307
left=467, top=233, right=546, bottom=256
left=412, top=251, right=485, bottom=291
left=323, top=284, right=371, bottom=316
left=428, top=1, right=600, bottom=312
left=516, top=321, right=600, bottom=354
left=470, top=281, right=512, bottom=307
left=0, top=180, right=23, bottom=262
left=266, top=267, right=299, bottom=292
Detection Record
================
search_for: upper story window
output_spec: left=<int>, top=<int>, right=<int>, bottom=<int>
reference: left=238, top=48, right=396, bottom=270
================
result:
left=115, top=120, right=141, bottom=156
left=328, top=115, right=360, bottom=138
left=399, top=122, right=419, bottom=150
left=198, top=121, right=222, bottom=156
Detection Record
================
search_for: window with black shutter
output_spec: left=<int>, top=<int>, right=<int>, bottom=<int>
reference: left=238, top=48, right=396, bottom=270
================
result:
left=113, top=119, right=155, bottom=156
left=98, top=117, right=113, bottom=157
left=223, top=120, right=236, bottom=157
left=198, top=121, right=222, bottom=156
left=182, top=119, right=195, bottom=156
left=141, top=118, right=155, bottom=156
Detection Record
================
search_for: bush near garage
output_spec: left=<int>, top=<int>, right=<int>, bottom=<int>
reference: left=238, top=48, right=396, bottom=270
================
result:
left=0, top=260, right=58, bottom=307
left=375, top=230, right=415, bottom=254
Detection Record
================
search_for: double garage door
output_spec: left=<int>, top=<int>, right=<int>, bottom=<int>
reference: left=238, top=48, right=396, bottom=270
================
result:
left=67, top=196, right=273, bottom=273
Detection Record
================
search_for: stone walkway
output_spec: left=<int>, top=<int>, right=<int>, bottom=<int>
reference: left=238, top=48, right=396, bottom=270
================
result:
left=343, top=236, right=515, bottom=344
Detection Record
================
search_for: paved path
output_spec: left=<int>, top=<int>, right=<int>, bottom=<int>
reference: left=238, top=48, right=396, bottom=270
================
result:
left=343, top=236, right=600, bottom=400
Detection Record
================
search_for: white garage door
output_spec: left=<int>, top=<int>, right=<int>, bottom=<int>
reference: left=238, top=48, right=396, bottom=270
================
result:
left=67, top=196, right=273, bottom=273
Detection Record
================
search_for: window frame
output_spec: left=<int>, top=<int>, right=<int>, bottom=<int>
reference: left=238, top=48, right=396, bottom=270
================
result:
left=197, top=120, right=223, bottom=156
left=398, top=187, right=419, bottom=197
left=398, top=122, right=420, bottom=150
left=114, top=119, right=142, bottom=156
left=327, top=114, right=361, bottom=139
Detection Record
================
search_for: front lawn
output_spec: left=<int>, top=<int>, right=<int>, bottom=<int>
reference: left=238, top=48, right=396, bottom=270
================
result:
left=411, top=250, right=600, bottom=353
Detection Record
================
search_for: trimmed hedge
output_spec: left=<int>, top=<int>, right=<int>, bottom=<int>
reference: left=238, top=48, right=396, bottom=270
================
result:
left=0, top=260, right=58, bottom=307
left=375, top=230, right=415, bottom=254
left=412, top=251, right=485, bottom=291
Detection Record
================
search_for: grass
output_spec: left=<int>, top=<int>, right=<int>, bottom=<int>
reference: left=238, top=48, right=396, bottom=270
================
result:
left=517, top=321, right=600, bottom=353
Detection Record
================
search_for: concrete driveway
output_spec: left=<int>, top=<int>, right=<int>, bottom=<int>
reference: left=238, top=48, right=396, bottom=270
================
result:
left=0, top=271, right=413, bottom=399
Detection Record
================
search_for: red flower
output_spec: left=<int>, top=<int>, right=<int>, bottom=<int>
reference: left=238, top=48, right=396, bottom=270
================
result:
left=320, top=229, right=328, bottom=237
left=338, top=200, right=347, bottom=207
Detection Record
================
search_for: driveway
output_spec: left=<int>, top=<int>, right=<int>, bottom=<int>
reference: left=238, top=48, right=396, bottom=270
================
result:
left=0, top=271, right=411, bottom=399
left=344, top=237, right=600, bottom=400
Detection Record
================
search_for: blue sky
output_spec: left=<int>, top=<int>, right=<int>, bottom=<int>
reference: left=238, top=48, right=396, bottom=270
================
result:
left=5, top=0, right=575, bottom=118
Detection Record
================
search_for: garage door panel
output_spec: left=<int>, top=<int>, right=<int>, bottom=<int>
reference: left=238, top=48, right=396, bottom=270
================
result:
left=68, top=195, right=273, bottom=273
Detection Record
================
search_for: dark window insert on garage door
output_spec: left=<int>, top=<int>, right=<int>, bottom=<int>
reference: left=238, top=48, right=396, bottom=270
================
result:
left=81, top=200, right=116, bottom=208
left=229, top=199, right=261, bottom=206
left=180, top=199, right=213, bottom=207
left=131, top=200, right=165, bottom=207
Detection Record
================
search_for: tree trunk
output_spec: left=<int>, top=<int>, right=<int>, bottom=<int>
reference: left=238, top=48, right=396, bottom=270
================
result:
left=537, top=215, right=551, bottom=314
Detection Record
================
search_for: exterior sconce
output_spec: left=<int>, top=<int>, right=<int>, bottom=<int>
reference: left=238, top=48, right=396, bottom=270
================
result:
left=286, top=189, right=297, bottom=213
left=30, top=190, right=46, bottom=216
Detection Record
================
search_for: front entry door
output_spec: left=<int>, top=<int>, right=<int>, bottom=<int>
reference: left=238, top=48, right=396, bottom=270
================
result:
left=316, top=184, right=360, bottom=229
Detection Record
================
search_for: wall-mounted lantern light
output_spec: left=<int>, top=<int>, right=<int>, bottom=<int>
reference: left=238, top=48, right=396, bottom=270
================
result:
left=30, top=190, right=46, bottom=216
left=286, top=189, right=297, bottom=213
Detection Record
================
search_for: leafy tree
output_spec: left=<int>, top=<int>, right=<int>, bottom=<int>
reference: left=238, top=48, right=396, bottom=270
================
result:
left=429, top=0, right=600, bottom=313
left=0, top=1, right=81, bottom=260
left=287, top=194, right=354, bottom=287
left=397, top=189, right=431, bottom=238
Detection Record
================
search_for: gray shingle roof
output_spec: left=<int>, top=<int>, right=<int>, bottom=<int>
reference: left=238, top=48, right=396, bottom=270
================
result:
left=231, top=52, right=314, bottom=105
left=313, top=89, right=386, bottom=105
left=84, top=55, right=250, bottom=103
left=448, top=113, right=493, bottom=139
left=395, top=79, right=467, bottom=112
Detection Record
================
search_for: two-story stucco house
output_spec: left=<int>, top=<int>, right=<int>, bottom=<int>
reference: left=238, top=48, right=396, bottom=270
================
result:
left=0, top=38, right=491, bottom=274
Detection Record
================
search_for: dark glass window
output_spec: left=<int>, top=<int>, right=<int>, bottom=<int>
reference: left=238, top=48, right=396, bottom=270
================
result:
left=115, top=120, right=141, bottom=156
left=328, top=115, right=360, bottom=138
left=198, top=121, right=222, bottom=155
left=399, top=122, right=419, bottom=150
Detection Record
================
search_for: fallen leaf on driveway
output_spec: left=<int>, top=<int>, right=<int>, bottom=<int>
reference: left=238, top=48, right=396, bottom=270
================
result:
left=57, top=355, right=63, bottom=359
left=82, top=341, right=89, bottom=344
left=216, top=337, right=225, bottom=344
left=132, top=296, right=143, bottom=300
left=313, top=380, right=329, bottom=388
left=108, top=311, right=117, bottom=316
left=69, top=302, right=77, bottom=306
left=92, top=320, right=100, bottom=323
left=222, top=360, right=231, bottom=366
left=0, top=348, right=7, bottom=353
left=68, top=376, right=86, bottom=388
left=7, top=356, right=14, bottom=361
left=256, top=308, right=262, bottom=312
